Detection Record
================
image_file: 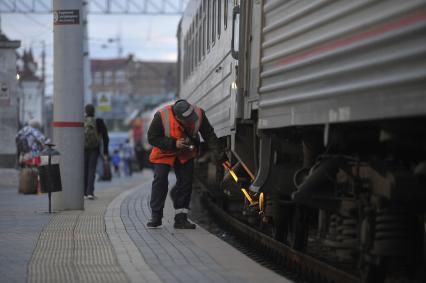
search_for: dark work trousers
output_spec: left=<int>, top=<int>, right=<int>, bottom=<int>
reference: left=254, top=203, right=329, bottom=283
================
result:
left=150, top=159, right=194, bottom=219
left=84, top=148, right=99, bottom=196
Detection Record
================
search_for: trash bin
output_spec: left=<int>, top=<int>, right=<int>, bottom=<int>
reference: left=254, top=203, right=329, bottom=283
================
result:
left=38, top=144, right=62, bottom=213
left=38, top=164, right=62, bottom=193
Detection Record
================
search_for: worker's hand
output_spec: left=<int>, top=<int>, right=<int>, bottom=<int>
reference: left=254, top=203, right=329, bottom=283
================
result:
left=176, top=138, right=190, bottom=149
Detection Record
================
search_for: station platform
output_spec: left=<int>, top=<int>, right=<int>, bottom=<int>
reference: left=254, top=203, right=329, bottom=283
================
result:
left=0, top=169, right=290, bottom=283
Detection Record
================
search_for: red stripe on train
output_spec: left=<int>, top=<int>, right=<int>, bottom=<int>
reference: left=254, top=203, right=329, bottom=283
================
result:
left=278, top=9, right=426, bottom=66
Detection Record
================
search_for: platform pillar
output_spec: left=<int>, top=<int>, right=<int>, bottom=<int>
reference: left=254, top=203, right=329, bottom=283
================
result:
left=52, top=0, right=84, bottom=210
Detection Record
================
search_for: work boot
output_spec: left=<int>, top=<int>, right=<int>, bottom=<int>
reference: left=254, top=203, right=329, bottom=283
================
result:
left=147, top=216, right=162, bottom=228
left=174, top=212, right=196, bottom=229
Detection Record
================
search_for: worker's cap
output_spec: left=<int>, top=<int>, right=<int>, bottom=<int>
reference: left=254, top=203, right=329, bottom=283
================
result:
left=173, top=100, right=198, bottom=123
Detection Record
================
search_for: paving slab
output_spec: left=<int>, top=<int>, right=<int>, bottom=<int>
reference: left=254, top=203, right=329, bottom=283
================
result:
left=25, top=171, right=149, bottom=283
left=0, top=172, right=52, bottom=283
left=112, top=172, right=291, bottom=283
left=1, top=167, right=291, bottom=283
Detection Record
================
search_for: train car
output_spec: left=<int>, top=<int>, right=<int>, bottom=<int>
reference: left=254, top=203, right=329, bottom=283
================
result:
left=177, top=1, right=426, bottom=282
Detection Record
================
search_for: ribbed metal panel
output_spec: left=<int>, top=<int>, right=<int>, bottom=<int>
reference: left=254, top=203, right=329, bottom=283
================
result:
left=179, top=0, right=236, bottom=137
left=258, top=0, right=426, bottom=129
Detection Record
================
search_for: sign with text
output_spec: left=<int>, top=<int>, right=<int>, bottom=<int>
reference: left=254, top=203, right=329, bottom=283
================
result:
left=97, top=92, right=112, bottom=112
left=53, top=10, right=80, bottom=25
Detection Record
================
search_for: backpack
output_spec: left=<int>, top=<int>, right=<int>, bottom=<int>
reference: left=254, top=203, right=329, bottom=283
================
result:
left=84, top=117, right=100, bottom=148
left=15, top=134, right=31, bottom=153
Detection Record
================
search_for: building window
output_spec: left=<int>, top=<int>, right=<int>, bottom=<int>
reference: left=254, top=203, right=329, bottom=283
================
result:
left=115, top=70, right=126, bottom=83
left=104, top=71, right=113, bottom=85
left=93, top=71, right=103, bottom=85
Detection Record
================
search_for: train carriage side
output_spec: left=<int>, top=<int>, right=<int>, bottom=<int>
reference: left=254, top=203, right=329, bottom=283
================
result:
left=179, top=1, right=426, bottom=282
left=253, top=0, right=426, bottom=128
left=224, top=0, right=426, bottom=282
left=178, top=0, right=238, bottom=138
left=239, top=1, right=426, bottom=282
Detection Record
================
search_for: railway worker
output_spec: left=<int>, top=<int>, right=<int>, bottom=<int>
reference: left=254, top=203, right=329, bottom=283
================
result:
left=147, top=99, right=226, bottom=229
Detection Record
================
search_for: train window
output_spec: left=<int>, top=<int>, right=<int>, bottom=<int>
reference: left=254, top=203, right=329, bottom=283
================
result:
left=207, top=0, right=211, bottom=52
left=190, top=22, right=192, bottom=72
left=183, top=36, right=185, bottom=80
left=186, top=31, right=188, bottom=78
left=217, top=0, right=221, bottom=39
left=195, top=11, right=199, bottom=67
left=185, top=33, right=189, bottom=78
left=202, top=0, right=207, bottom=58
left=188, top=28, right=190, bottom=76
left=224, top=0, right=228, bottom=30
left=184, top=35, right=187, bottom=80
left=212, top=0, right=216, bottom=46
left=192, top=21, right=195, bottom=72
left=198, top=6, right=202, bottom=64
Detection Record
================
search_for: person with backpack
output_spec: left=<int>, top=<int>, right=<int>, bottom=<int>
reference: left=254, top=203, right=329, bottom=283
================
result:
left=84, top=104, right=109, bottom=200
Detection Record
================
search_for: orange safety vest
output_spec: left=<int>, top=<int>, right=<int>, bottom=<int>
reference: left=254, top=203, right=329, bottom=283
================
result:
left=149, top=104, right=203, bottom=166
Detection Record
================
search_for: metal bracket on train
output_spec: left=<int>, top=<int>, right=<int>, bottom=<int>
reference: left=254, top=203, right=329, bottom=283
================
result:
left=249, top=134, right=271, bottom=193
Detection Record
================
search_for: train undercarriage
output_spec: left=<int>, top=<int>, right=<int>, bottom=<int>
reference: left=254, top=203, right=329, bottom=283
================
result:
left=197, top=117, right=426, bottom=283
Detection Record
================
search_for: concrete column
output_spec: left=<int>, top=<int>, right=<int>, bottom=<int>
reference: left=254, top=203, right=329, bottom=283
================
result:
left=0, top=36, right=20, bottom=168
left=52, top=0, right=84, bottom=210
left=82, top=0, right=92, bottom=105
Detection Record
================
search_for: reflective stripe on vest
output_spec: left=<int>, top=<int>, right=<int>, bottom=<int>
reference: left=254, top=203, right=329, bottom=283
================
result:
left=160, top=108, right=171, bottom=137
left=161, top=105, right=202, bottom=138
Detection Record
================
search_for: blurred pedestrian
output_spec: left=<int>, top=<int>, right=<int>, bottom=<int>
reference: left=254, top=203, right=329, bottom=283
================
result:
left=15, top=119, right=50, bottom=167
left=95, top=114, right=110, bottom=181
left=131, top=118, right=145, bottom=171
left=122, top=139, right=134, bottom=176
left=146, top=99, right=227, bottom=229
left=111, top=149, right=121, bottom=177
left=84, top=104, right=109, bottom=200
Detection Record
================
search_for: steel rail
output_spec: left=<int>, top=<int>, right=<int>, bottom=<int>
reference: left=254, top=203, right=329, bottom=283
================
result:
left=194, top=177, right=360, bottom=283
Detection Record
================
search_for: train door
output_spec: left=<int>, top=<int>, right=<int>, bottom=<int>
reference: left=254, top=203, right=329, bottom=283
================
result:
left=229, top=0, right=260, bottom=178
left=241, top=0, right=262, bottom=121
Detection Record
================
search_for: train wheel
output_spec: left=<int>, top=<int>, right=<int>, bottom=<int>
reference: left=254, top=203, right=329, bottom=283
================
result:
left=286, top=205, right=309, bottom=251
left=360, top=262, right=385, bottom=283
left=270, top=200, right=286, bottom=242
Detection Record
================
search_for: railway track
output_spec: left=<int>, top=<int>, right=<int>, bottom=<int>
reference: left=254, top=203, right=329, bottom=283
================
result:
left=194, top=179, right=360, bottom=283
